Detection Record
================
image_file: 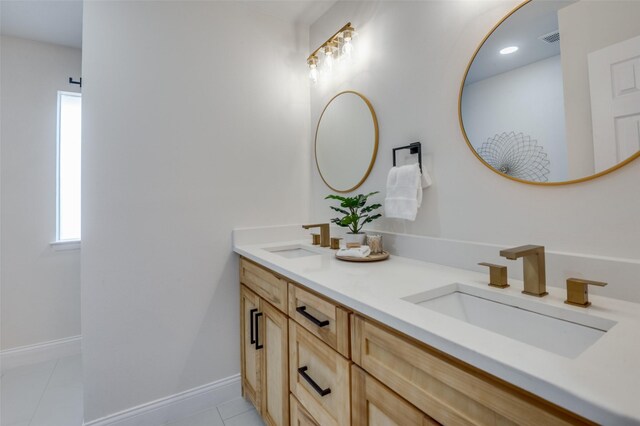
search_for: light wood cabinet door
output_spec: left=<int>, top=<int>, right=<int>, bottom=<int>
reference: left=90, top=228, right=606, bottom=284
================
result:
left=288, top=283, right=350, bottom=357
left=240, top=285, right=261, bottom=411
left=351, top=315, right=593, bottom=426
left=352, top=364, right=439, bottom=426
left=290, top=394, right=320, bottom=426
left=260, top=300, right=289, bottom=426
left=289, top=321, right=351, bottom=426
left=240, top=258, right=288, bottom=313
left=240, top=284, right=289, bottom=426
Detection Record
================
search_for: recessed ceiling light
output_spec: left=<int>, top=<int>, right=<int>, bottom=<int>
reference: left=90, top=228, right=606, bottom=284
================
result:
left=500, top=46, right=519, bottom=55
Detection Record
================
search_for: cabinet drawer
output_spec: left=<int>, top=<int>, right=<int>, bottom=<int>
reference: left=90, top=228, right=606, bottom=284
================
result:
left=289, top=321, right=351, bottom=426
left=351, top=315, right=592, bottom=426
left=240, top=258, right=287, bottom=313
left=352, top=364, right=439, bottom=426
left=290, top=394, right=320, bottom=426
left=288, top=283, right=350, bottom=357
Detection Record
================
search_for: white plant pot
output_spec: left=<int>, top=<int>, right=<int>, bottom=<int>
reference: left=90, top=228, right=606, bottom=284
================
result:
left=344, top=233, right=367, bottom=246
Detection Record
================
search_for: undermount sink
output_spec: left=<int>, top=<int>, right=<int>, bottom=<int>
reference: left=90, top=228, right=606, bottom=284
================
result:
left=265, top=245, right=321, bottom=259
left=403, top=283, right=616, bottom=358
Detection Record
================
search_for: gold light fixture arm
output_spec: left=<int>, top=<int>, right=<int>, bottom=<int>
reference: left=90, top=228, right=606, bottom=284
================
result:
left=307, top=22, right=354, bottom=62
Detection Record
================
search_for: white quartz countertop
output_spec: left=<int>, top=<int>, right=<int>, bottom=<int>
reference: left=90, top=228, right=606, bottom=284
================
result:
left=234, top=234, right=640, bottom=424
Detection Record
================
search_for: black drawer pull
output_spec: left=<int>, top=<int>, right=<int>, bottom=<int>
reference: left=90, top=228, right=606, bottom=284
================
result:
left=249, top=308, right=258, bottom=344
left=296, top=306, right=329, bottom=327
left=254, top=312, right=263, bottom=350
left=298, top=366, right=331, bottom=397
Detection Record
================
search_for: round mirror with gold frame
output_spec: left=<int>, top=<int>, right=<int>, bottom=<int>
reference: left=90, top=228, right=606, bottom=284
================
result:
left=315, top=91, right=379, bottom=193
left=459, top=0, right=640, bottom=185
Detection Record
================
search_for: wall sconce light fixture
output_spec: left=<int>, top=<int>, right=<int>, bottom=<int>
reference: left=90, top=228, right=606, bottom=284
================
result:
left=307, top=22, right=357, bottom=84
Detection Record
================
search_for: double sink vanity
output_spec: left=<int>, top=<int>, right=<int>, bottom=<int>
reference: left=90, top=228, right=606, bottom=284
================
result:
left=234, top=226, right=640, bottom=426
left=248, top=0, right=640, bottom=423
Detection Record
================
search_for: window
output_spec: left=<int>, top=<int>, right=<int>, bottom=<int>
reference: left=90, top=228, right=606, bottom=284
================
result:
left=57, top=91, right=82, bottom=241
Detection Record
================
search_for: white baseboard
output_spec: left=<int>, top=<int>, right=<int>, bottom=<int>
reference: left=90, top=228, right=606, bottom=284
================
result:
left=83, top=373, right=241, bottom=426
left=1, top=335, right=82, bottom=372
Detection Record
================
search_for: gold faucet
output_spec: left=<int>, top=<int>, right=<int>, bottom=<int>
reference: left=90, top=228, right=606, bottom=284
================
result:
left=478, top=262, right=509, bottom=288
left=499, top=245, right=547, bottom=297
left=302, top=223, right=330, bottom=248
left=565, top=278, right=607, bottom=307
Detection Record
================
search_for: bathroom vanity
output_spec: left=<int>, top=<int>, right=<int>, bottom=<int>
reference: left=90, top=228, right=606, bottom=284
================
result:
left=231, top=0, right=640, bottom=423
left=234, top=229, right=640, bottom=426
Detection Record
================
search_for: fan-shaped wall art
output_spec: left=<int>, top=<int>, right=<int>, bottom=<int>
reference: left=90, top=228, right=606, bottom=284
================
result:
left=476, top=132, right=550, bottom=182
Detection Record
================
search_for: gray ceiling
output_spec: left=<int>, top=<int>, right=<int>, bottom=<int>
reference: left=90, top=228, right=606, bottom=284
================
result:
left=465, top=0, right=576, bottom=85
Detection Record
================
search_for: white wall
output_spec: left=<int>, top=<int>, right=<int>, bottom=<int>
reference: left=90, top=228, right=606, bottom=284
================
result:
left=559, top=1, right=640, bottom=178
left=0, top=36, right=82, bottom=350
left=81, top=1, right=310, bottom=422
left=309, top=0, right=640, bottom=261
left=462, top=55, right=568, bottom=182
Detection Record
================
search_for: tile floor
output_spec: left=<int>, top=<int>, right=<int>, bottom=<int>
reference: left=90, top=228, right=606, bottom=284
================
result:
left=164, top=397, right=264, bottom=426
left=1, top=355, right=83, bottom=426
left=0, top=355, right=263, bottom=426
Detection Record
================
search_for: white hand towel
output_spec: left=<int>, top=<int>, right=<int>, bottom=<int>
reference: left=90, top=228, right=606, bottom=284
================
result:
left=421, top=167, right=432, bottom=191
left=337, top=245, right=371, bottom=258
left=384, top=163, right=424, bottom=220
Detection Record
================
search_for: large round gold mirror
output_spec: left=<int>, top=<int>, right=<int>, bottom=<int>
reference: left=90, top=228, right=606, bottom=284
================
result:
left=459, top=0, right=640, bottom=185
left=315, top=91, right=379, bottom=193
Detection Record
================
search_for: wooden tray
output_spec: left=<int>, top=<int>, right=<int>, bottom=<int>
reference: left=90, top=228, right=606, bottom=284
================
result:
left=335, top=251, right=390, bottom=262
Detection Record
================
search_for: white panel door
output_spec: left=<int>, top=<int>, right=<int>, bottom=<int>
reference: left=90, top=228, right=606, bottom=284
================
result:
left=589, top=34, right=640, bottom=173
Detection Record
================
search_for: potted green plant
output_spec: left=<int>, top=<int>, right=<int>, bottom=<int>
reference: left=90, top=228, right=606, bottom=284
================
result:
left=326, top=192, right=382, bottom=245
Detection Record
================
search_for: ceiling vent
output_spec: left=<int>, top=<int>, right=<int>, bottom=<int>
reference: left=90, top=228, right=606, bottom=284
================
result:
left=538, top=30, right=560, bottom=44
